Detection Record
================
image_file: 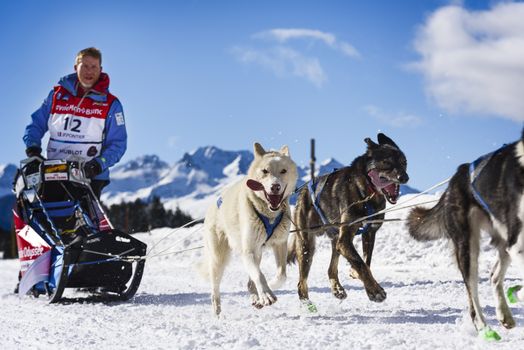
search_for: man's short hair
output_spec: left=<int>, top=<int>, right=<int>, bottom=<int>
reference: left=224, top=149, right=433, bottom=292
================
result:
left=75, top=47, right=102, bottom=65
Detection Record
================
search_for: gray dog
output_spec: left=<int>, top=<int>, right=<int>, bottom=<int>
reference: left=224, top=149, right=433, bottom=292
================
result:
left=288, top=133, right=409, bottom=309
left=407, top=129, right=524, bottom=341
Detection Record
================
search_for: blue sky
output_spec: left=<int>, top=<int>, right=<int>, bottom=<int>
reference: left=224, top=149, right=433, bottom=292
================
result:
left=0, top=0, right=522, bottom=191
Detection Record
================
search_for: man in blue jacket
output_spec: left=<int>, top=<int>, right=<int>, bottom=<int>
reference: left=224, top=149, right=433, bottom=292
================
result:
left=23, top=47, right=127, bottom=198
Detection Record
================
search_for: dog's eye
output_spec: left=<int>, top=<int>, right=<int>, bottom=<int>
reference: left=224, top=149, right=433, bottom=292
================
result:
left=280, top=169, right=287, bottom=174
left=381, top=160, right=393, bottom=168
left=262, top=169, right=269, bottom=174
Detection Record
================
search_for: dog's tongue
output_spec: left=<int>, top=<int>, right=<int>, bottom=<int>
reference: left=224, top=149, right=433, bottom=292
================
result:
left=268, top=194, right=283, bottom=209
left=367, top=170, right=393, bottom=189
left=246, top=179, right=264, bottom=191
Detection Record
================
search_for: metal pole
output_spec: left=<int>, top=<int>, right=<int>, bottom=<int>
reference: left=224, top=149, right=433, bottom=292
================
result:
left=310, top=138, right=316, bottom=182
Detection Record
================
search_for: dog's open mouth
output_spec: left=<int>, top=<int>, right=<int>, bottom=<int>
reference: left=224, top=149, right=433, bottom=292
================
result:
left=247, top=179, right=285, bottom=211
left=381, top=182, right=400, bottom=204
left=367, top=170, right=400, bottom=204
left=265, top=192, right=285, bottom=211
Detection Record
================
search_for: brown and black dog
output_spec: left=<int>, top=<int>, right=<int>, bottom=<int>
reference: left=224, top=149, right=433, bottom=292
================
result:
left=288, top=133, right=409, bottom=308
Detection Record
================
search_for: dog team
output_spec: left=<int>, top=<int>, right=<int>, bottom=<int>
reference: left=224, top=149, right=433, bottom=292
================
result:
left=200, top=129, right=524, bottom=341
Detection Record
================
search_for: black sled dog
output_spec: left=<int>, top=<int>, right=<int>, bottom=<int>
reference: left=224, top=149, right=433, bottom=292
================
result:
left=407, top=129, right=524, bottom=341
left=289, top=133, right=409, bottom=309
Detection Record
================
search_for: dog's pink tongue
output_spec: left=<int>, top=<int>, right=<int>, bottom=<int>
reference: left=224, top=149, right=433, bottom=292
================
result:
left=247, top=179, right=264, bottom=191
left=367, top=170, right=393, bottom=189
left=268, top=194, right=283, bottom=208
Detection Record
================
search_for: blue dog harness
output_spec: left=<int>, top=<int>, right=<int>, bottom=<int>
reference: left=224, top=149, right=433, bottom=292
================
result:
left=216, top=196, right=283, bottom=242
left=307, top=173, right=375, bottom=236
left=255, top=211, right=284, bottom=242
left=468, top=144, right=508, bottom=217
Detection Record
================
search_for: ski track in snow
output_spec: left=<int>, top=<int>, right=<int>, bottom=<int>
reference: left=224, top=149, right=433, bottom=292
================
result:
left=1, top=195, right=524, bottom=349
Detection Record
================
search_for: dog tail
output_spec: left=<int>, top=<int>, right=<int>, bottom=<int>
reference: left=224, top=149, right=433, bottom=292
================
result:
left=406, top=195, right=447, bottom=241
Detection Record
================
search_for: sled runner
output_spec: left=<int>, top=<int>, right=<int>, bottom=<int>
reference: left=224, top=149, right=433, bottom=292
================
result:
left=13, top=157, right=147, bottom=302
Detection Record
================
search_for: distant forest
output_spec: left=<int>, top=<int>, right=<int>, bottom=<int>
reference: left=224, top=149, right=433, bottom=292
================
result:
left=103, top=196, right=194, bottom=233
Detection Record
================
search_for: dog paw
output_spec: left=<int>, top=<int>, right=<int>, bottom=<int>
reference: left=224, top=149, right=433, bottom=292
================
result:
left=252, top=300, right=265, bottom=309
left=501, top=318, right=516, bottom=329
left=250, top=294, right=264, bottom=309
left=256, top=290, right=277, bottom=307
left=498, top=313, right=516, bottom=329
left=334, top=290, right=347, bottom=300
left=366, top=285, right=386, bottom=302
left=301, top=299, right=318, bottom=313
left=212, top=297, right=222, bottom=315
left=331, top=286, right=347, bottom=300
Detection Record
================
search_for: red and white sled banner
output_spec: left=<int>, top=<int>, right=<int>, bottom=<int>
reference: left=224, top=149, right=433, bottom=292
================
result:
left=13, top=208, right=25, bottom=233
left=14, top=211, right=51, bottom=276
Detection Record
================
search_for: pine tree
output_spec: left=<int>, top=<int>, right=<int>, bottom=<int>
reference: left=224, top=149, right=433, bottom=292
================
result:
left=104, top=196, right=194, bottom=233
left=148, top=196, right=166, bottom=229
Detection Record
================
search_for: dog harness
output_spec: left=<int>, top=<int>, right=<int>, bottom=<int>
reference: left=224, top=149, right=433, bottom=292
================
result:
left=255, top=211, right=284, bottom=242
left=469, top=144, right=508, bottom=217
left=307, top=172, right=375, bottom=236
left=216, top=196, right=283, bottom=242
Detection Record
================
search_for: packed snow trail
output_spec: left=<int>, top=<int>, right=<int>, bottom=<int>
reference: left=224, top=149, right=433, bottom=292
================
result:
left=1, top=195, right=523, bottom=349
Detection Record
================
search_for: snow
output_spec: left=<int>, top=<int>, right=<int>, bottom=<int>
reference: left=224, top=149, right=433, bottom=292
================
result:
left=1, top=194, right=524, bottom=349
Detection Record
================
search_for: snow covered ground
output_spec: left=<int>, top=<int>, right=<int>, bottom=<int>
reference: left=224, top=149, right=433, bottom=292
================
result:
left=1, top=194, right=523, bottom=349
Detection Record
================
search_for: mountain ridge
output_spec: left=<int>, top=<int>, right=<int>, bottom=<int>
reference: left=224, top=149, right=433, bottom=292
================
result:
left=0, top=146, right=419, bottom=228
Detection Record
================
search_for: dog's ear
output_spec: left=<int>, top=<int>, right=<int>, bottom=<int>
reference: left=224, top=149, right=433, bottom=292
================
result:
left=377, top=133, right=400, bottom=150
left=280, top=145, right=290, bottom=157
left=365, top=137, right=379, bottom=149
left=254, top=142, right=266, bottom=157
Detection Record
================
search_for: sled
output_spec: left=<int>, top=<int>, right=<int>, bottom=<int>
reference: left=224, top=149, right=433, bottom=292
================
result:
left=13, top=157, right=147, bottom=303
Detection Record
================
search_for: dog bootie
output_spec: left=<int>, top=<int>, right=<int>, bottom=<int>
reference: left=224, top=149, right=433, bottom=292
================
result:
left=507, top=285, right=523, bottom=304
left=479, top=326, right=501, bottom=341
left=301, top=299, right=318, bottom=313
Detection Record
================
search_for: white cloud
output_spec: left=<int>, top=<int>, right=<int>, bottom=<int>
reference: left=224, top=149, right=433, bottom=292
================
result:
left=364, top=105, right=423, bottom=128
left=232, top=28, right=358, bottom=87
left=255, top=28, right=360, bottom=58
left=412, top=2, right=524, bottom=122
left=231, top=46, right=327, bottom=87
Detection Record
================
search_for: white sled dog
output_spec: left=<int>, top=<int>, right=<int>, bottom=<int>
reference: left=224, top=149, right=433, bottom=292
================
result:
left=201, top=143, right=298, bottom=315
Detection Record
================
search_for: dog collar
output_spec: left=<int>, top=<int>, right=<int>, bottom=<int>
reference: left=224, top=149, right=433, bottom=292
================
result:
left=363, top=172, right=379, bottom=197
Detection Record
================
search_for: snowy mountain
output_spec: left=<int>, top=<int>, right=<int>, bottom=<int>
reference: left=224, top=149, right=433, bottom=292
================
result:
left=102, top=147, right=419, bottom=219
left=0, top=147, right=420, bottom=226
left=102, top=147, right=255, bottom=217
left=0, top=164, right=17, bottom=198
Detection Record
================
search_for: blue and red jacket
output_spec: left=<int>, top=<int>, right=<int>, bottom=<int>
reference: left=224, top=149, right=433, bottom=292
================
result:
left=23, top=73, right=127, bottom=181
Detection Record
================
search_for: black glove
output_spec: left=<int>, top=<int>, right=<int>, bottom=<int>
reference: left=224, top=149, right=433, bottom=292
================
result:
left=83, top=159, right=103, bottom=179
left=25, top=146, right=43, bottom=159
